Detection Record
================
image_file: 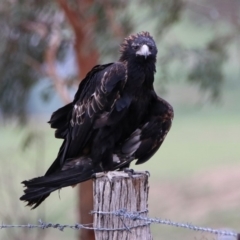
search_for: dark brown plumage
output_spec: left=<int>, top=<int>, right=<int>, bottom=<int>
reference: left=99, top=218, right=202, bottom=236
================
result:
left=20, top=31, right=174, bottom=209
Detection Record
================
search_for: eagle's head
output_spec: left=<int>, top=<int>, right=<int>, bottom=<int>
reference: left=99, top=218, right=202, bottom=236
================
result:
left=119, top=32, right=157, bottom=63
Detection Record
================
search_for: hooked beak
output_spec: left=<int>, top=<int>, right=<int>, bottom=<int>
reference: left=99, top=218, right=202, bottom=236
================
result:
left=136, top=44, right=151, bottom=59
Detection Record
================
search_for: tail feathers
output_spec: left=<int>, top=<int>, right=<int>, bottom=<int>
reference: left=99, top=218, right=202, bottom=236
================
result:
left=20, top=165, right=98, bottom=209
left=20, top=188, right=55, bottom=209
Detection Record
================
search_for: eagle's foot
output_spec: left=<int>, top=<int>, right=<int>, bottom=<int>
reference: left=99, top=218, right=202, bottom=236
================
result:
left=123, top=168, right=136, bottom=178
left=123, top=169, right=150, bottom=177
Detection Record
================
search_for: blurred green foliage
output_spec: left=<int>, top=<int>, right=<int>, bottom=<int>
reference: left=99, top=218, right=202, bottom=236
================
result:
left=1, top=0, right=239, bottom=124
left=0, top=1, right=58, bottom=123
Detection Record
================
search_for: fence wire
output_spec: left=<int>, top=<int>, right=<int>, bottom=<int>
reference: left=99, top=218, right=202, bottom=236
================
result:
left=0, top=209, right=239, bottom=239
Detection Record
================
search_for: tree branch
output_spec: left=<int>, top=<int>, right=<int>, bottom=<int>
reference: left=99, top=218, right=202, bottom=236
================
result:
left=57, top=0, right=99, bottom=79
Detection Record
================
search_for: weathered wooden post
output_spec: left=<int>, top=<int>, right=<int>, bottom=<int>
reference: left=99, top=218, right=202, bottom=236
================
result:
left=93, top=171, right=153, bottom=240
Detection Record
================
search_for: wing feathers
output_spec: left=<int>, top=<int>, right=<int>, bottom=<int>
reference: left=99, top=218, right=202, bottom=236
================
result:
left=48, top=103, right=73, bottom=139
left=119, top=96, right=173, bottom=166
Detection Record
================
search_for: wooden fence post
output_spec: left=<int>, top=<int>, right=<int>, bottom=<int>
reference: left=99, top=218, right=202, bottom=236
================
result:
left=93, top=171, right=153, bottom=240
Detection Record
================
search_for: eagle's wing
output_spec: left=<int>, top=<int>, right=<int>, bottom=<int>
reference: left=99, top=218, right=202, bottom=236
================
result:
left=48, top=62, right=128, bottom=170
left=48, top=63, right=113, bottom=139
left=116, top=95, right=174, bottom=167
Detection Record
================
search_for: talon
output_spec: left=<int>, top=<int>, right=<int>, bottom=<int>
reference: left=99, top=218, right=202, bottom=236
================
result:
left=123, top=168, right=135, bottom=174
left=123, top=169, right=150, bottom=178
left=123, top=168, right=135, bottom=178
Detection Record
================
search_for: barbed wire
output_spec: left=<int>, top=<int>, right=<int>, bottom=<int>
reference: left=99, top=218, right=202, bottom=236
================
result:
left=92, top=209, right=239, bottom=237
left=0, top=209, right=239, bottom=239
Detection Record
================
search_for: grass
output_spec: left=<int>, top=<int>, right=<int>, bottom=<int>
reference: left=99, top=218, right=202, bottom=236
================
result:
left=0, top=97, right=240, bottom=239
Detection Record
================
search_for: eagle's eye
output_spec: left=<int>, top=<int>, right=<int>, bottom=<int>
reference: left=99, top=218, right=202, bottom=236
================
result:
left=132, top=44, right=140, bottom=50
